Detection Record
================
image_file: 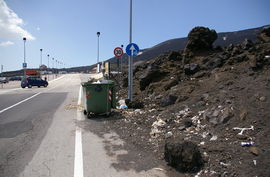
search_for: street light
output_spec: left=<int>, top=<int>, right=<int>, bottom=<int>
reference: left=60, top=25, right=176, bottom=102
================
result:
left=47, top=54, right=50, bottom=68
left=23, top=37, right=27, bottom=77
left=40, top=49, right=43, bottom=68
left=128, top=0, right=133, bottom=101
left=97, top=31, right=100, bottom=73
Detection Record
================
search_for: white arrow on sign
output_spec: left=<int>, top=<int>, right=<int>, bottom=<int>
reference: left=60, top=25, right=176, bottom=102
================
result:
left=130, top=45, right=136, bottom=56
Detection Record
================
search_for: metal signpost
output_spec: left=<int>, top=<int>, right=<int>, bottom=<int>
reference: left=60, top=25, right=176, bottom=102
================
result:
left=126, top=42, right=140, bottom=101
left=114, top=47, right=124, bottom=74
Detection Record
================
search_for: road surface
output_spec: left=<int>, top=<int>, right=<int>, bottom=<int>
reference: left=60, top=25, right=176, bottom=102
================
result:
left=0, top=74, right=166, bottom=177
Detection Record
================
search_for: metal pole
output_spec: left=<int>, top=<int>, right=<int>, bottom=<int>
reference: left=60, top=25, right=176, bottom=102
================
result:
left=1, top=65, right=3, bottom=89
left=47, top=54, right=50, bottom=68
left=128, top=0, right=133, bottom=101
left=97, top=32, right=100, bottom=73
left=40, top=49, right=43, bottom=67
left=23, top=37, right=26, bottom=78
left=121, top=45, right=124, bottom=73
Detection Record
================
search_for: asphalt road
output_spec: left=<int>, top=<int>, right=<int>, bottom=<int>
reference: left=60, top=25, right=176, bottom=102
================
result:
left=0, top=74, right=166, bottom=177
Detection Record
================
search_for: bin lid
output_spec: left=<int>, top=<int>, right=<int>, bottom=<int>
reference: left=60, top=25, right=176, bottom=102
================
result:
left=81, top=80, right=114, bottom=86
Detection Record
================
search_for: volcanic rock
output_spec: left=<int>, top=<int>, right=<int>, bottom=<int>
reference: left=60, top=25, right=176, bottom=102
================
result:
left=160, top=95, right=178, bottom=107
left=185, top=26, right=217, bottom=52
left=164, top=140, right=203, bottom=172
left=184, top=63, right=200, bottom=75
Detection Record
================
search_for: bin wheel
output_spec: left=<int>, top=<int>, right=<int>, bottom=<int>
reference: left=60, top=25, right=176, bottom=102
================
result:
left=106, top=112, right=111, bottom=117
left=83, top=110, right=87, bottom=115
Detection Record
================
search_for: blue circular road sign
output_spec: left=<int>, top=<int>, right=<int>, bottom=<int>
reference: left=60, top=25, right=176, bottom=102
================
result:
left=126, top=43, right=140, bottom=56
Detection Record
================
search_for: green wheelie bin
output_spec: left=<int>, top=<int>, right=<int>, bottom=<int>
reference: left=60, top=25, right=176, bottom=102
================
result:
left=81, top=80, right=116, bottom=116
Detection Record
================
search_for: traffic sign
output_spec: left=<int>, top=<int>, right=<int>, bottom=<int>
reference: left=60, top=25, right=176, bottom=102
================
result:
left=22, top=62, right=27, bottom=68
left=114, top=47, right=123, bottom=58
left=126, top=43, right=139, bottom=56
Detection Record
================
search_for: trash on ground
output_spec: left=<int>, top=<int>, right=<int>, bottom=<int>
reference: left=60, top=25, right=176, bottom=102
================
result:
left=241, top=141, right=254, bottom=147
left=233, top=125, right=254, bottom=135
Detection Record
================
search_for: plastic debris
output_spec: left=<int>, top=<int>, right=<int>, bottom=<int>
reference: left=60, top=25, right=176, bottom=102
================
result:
left=241, top=141, right=254, bottom=147
left=253, top=160, right=257, bottom=166
left=220, top=162, right=231, bottom=167
left=210, top=135, right=218, bottom=141
left=152, top=119, right=166, bottom=128
left=165, top=131, right=173, bottom=138
left=118, top=99, right=128, bottom=109
left=233, top=125, right=254, bottom=135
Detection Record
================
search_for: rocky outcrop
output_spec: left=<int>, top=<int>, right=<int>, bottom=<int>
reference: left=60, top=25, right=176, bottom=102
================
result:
left=185, top=26, right=218, bottom=52
left=164, top=140, right=203, bottom=172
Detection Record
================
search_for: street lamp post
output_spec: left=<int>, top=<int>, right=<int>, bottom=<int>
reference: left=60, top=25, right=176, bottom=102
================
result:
left=47, top=54, right=50, bottom=68
left=23, top=37, right=27, bottom=77
left=40, top=49, right=43, bottom=68
left=128, top=0, right=133, bottom=101
left=97, top=32, right=100, bottom=73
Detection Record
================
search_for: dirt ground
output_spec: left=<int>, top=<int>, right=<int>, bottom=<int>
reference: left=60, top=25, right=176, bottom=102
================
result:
left=98, top=39, right=270, bottom=177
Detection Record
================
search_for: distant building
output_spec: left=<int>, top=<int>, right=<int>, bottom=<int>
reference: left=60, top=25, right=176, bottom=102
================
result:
left=40, top=65, right=47, bottom=70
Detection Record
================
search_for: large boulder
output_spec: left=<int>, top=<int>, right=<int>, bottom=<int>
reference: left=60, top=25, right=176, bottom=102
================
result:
left=160, top=95, right=178, bottom=107
left=168, top=51, right=182, bottom=61
left=139, top=66, right=167, bottom=90
left=184, top=63, right=200, bottom=75
left=186, top=27, right=218, bottom=52
left=257, top=26, right=270, bottom=42
left=164, top=140, right=203, bottom=172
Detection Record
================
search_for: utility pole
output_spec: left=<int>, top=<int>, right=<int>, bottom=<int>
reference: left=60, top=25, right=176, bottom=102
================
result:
left=97, top=32, right=101, bottom=73
left=23, top=37, right=27, bottom=77
left=128, top=0, right=133, bottom=101
left=40, top=49, right=43, bottom=68
left=47, top=54, right=50, bottom=68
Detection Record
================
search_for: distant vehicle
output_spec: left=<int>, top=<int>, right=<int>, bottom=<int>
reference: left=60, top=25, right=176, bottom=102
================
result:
left=9, top=76, right=22, bottom=81
left=21, top=76, right=48, bottom=88
left=0, top=77, right=9, bottom=84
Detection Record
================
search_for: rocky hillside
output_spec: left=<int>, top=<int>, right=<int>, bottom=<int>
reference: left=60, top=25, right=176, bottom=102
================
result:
left=108, top=25, right=268, bottom=66
left=106, top=26, right=270, bottom=176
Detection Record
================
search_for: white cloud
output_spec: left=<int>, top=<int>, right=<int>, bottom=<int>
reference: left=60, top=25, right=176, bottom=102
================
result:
left=0, top=0, right=35, bottom=41
left=0, top=40, right=14, bottom=46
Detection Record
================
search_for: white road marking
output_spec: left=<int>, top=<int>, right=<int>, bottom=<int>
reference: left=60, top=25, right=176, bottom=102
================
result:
left=48, top=75, right=65, bottom=83
left=74, top=85, right=84, bottom=177
left=0, top=75, right=67, bottom=114
left=0, top=92, right=41, bottom=114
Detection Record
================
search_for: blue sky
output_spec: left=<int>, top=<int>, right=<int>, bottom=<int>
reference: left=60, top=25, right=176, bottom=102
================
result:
left=0, top=0, right=269, bottom=72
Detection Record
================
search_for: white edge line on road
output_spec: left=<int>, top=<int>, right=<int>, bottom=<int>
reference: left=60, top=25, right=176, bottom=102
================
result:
left=48, top=75, right=65, bottom=83
left=74, top=85, right=84, bottom=177
left=0, top=92, right=41, bottom=114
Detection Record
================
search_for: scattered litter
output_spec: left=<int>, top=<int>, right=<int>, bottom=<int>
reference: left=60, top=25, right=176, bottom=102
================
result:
left=202, top=132, right=209, bottom=138
left=149, top=109, right=156, bottom=113
left=153, top=167, right=164, bottom=171
left=65, top=104, right=84, bottom=111
left=120, top=105, right=128, bottom=109
left=165, top=131, right=173, bottom=138
left=195, top=170, right=203, bottom=177
left=233, top=125, right=254, bottom=135
left=253, top=160, right=257, bottom=166
left=220, top=162, right=231, bottom=167
left=210, top=135, right=218, bottom=141
left=265, top=55, right=270, bottom=59
left=241, top=141, right=254, bottom=147
left=152, top=119, right=166, bottom=128
left=200, top=141, right=205, bottom=145
left=118, top=99, right=128, bottom=109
